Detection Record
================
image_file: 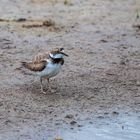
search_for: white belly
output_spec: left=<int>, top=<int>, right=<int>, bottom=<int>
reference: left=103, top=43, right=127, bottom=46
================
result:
left=37, top=62, right=62, bottom=78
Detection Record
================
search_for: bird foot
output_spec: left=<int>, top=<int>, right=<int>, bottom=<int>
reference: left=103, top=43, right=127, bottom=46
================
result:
left=46, top=87, right=58, bottom=93
left=40, top=86, right=57, bottom=94
left=41, top=89, right=47, bottom=94
left=49, top=89, right=57, bottom=93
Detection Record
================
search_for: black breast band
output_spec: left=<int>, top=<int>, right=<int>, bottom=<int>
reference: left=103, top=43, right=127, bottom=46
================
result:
left=49, top=55, right=64, bottom=65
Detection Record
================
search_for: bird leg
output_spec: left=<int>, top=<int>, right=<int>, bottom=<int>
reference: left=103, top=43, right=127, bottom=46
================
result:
left=46, top=78, right=57, bottom=93
left=45, top=77, right=54, bottom=92
left=47, top=78, right=50, bottom=84
left=40, top=77, right=46, bottom=94
left=46, top=78, right=51, bottom=91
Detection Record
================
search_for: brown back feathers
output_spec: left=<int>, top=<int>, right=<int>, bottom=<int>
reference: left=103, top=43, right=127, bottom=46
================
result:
left=22, top=60, right=46, bottom=72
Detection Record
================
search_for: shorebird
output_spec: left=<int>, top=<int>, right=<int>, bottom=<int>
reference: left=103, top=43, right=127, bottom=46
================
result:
left=22, top=48, right=68, bottom=93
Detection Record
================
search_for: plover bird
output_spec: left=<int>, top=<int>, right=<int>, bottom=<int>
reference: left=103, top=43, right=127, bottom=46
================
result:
left=22, top=48, right=68, bottom=93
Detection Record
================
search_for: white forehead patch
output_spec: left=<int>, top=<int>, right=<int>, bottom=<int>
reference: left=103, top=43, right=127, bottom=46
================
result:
left=50, top=53, right=63, bottom=59
left=61, top=49, right=64, bottom=52
left=50, top=53, right=54, bottom=58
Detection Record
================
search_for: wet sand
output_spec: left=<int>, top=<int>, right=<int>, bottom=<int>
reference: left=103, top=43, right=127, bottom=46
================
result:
left=62, top=115, right=140, bottom=140
left=0, top=0, right=140, bottom=139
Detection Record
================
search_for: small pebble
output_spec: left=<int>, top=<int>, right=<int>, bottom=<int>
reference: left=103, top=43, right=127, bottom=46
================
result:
left=112, top=111, right=119, bottom=115
left=70, top=121, right=77, bottom=125
left=55, top=137, right=63, bottom=140
left=65, top=114, right=74, bottom=119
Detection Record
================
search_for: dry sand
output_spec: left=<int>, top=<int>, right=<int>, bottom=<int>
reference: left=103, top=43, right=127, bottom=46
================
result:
left=0, top=0, right=140, bottom=139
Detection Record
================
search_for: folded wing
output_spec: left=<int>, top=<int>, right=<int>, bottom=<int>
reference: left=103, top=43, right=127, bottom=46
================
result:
left=33, top=52, right=49, bottom=62
left=22, top=60, right=47, bottom=72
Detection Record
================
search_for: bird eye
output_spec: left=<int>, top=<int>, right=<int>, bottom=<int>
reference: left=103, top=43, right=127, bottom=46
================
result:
left=60, top=48, right=64, bottom=51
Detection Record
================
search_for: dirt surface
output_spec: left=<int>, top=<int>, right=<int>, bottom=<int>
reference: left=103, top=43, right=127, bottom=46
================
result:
left=0, top=0, right=140, bottom=139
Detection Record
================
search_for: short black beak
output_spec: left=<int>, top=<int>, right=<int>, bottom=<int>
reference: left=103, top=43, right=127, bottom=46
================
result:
left=61, top=52, right=69, bottom=57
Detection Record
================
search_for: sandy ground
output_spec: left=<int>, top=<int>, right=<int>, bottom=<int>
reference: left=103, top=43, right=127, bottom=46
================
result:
left=0, top=0, right=140, bottom=139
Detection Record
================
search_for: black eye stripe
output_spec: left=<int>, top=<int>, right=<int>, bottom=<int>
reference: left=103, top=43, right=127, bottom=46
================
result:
left=60, top=48, right=64, bottom=51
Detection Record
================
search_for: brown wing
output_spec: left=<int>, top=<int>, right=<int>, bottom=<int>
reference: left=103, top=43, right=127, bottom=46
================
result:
left=33, top=48, right=62, bottom=62
left=22, top=60, right=47, bottom=72
left=50, top=48, right=59, bottom=55
left=33, top=52, right=49, bottom=62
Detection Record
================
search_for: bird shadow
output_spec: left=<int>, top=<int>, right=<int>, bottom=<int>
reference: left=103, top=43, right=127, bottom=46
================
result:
left=20, top=79, right=62, bottom=96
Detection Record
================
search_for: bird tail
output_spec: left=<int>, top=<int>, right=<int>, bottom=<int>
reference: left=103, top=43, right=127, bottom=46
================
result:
left=21, top=61, right=36, bottom=76
left=21, top=61, right=28, bottom=69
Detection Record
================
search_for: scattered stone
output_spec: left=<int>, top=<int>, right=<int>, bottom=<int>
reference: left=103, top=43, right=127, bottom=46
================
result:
left=89, top=121, right=93, bottom=124
left=55, top=137, right=63, bottom=140
left=55, top=122, right=61, bottom=126
left=65, top=114, right=74, bottom=119
left=122, top=125, right=124, bottom=130
left=0, top=102, right=3, bottom=106
left=100, top=39, right=108, bottom=43
left=64, top=0, right=68, bottom=5
left=64, top=0, right=73, bottom=6
left=48, top=105, right=54, bottom=107
left=133, top=24, right=140, bottom=30
left=42, top=19, right=55, bottom=27
left=112, top=111, right=119, bottom=116
left=120, top=60, right=127, bottom=65
left=97, top=116, right=104, bottom=119
left=5, top=120, right=12, bottom=125
left=106, top=72, right=116, bottom=75
left=0, top=19, right=9, bottom=22
left=49, top=111, right=53, bottom=114
left=122, top=34, right=127, bottom=36
left=136, top=81, right=140, bottom=86
left=70, top=120, right=77, bottom=125
left=122, top=46, right=127, bottom=49
left=37, top=34, right=41, bottom=37
left=120, top=59, right=129, bottom=65
left=77, top=124, right=83, bottom=127
left=104, top=112, right=109, bottom=115
left=16, top=18, right=26, bottom=22
left=86, top=51, right=95, bottom=54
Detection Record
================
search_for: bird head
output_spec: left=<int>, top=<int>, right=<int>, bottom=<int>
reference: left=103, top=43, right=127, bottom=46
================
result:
left=49, top=48, right=68, bottom=59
